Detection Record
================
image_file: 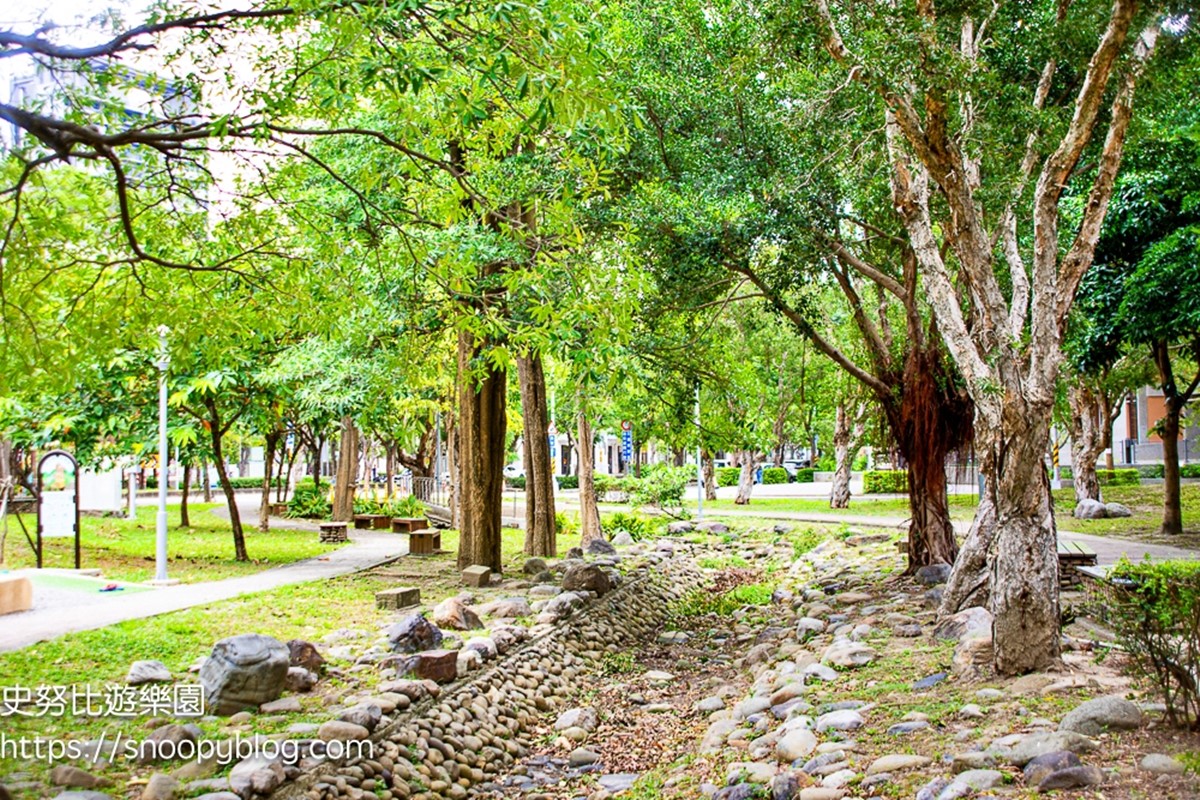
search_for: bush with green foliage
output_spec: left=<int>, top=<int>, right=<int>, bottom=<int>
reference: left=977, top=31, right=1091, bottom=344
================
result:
left=630, top=463, right=691, bottom=512
left=795, top=468, right=816, bottom=483
left=354, top=493, right=425, bottom=518
left=287, top=477, right=331, bottom=519
left=557, top=474, right=579, bottom=490
left=1108, top=558, right=1200, bottom=728
left=675, top=582, right=774, bottom=616
left=1136, top=464, right=1165, bottom=479
left=816, top=453, right=836, bottom=471
left=1183, top=464, right=1200, bottom=479
left=762, top=466, right=788, bottom=484
left=863, top=469, right=908, bottom=493
left=716, top=466, right=740, bottom=487
left=508, top=475, right=527, bottom=490
left=790, top=527, right=826, bottom=557
left=600, top=511, right=662, bottom=541
left=1097, top=468, right=1140, bottom=486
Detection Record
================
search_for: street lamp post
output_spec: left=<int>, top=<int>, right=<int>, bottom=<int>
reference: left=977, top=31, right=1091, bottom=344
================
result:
left=154, top=325, right=173, bottom=584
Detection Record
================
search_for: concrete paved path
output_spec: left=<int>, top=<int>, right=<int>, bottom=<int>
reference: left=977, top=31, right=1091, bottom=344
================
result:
left=0, top=503, right=407, bottom=653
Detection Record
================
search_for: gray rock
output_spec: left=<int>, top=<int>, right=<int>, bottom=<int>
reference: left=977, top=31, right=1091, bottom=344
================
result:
left=1036, top=765, right=1104, bottom=792
left=200, top=635, right=290, bottom=716
left=715, top=786, right=762, bottom=800
left=137, top=725, right=197, bottom=764
left=612, top=531, right=635, bottom=546
left=317, top=720, right=370, bottom=741
left=821, top=640, right=875, bottom=668
left=597, top=773, right=640, bottom=793
left=555, top=706, right=599, bottom=732
left=1009, top=733, right=1097, bottom=767
left=667, top=521, right=694, bottom=534
left=285, top=639, right=325, bottom=673
left=1104, top=501, right=1133, bottom=518
left=1023, top=751, right=1083, bottom=786
left=566, top=546, right=585, bottom=559
left=696, top=696, right=727, bottom=713
left=1058, top=695, right=1143, bottom=736
left=776, top=729, right=818, bottom=762
left=522, top=557, right=548, bottom=574
left=52, top=793, right=112, bottom=800
left=951, top=769, right=1004, bottom=791
left=912, top=672, right=947, bottom=690
left=933, top=606, right=992, bottom=641
left=866, top=754, right=931, bottom=775
left=140, top=774, right=178, bottom=800
left=916, top=564, right=952, bottom=585
left=1139, top=753, right=1184, bottom=775
left=283, top=666, right=317, bottom=693
left=227, top=758, right=284, bottom=799
left=542, top=591, right=585, bottom=619
left=915, top=778, right=949, bottom=800
left=258, top=696, right=301, bottom=714
left=127, top=660, right=173, bottom=686
left=386, top=613, right=443, bottom=654
left=796, top=618, right=826, bottom=640
left=887, top=720, right=930, bottom=735
left=804, top=663, right=839, bottom=682
left=815, top=709, right=864, bottom=732
left=586, top=537, right=617, bottom=555
left=771, top=772, right=802, bottom=800
left=49, top=767, right=109, bottom=788
left=696, top=521, right=730, bottom=534
left=568, top=747, right=600, bottom=767
left=734, top=697, right=773, bottom=720
left=339, top=702, right=382, bottom=732
left=1073, top=498, right=1108, bottom=519
left=193, top=794, right=240, bottom=800
left=561, top=563, right=613, bottom=596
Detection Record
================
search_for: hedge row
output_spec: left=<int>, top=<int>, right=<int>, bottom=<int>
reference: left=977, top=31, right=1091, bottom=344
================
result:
left=762, top=467, right=788, bottom=485
left=863, top=469, right=908, bottom=494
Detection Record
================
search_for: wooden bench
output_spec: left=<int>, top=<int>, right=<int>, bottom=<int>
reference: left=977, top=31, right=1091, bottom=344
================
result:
left=270, top=502, right=289, bottom=516
left=369, top=514, right=391, bottom=530
left=319, top=522, right=349, bottom=543
left=404, top=528, right=440, bottom=556
left=1057, top=540, right=1098, bottom=589
left=391, top=517, right=428, bottom=534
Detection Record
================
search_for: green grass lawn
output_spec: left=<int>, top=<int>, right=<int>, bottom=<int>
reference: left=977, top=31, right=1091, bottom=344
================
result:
left=703, top=493, right=981, bottom=519
left=1, top=503, right=340, bottom=583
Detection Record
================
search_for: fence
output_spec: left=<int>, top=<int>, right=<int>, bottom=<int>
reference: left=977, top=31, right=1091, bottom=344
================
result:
left=412, top=476, right=449, bottom=507
left=1120, top=438, right=1199, bottom=467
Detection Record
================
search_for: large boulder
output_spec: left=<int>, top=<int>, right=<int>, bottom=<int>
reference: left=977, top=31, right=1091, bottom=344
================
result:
left=126, top=660, right=172, bottom=686
left=1058, top=696, right=1143, bottom=736
left=933, top=606, right=993, bottom=642
left=1104, top=502, right=1133, bottom=518
left=432, top=597, right=483, bottom=631
left=200, top=635, right=289, bottom=716
left=585, top=537, right=617, bottom=555
left=1073, top=499, right=1108, bottom=519
left=561, top=563, right=613, bottom=597
left=386, top=613, right=444, bottom=653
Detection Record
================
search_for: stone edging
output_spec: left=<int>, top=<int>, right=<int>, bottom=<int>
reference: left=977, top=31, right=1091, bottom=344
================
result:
left=270, top=553, right=706, bottom=800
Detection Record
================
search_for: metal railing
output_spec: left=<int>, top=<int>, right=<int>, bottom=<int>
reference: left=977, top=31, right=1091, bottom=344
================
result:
left=412, top=476, right=449, bottom=507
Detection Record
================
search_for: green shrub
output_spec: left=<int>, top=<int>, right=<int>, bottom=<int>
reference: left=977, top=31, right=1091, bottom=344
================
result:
left=716, top=466, right=740, bottom=487
left=1183, top=464, right=1200, bottom=479
left=1136, top=464, right=1165, bottom=479
left=675, top=581, right=774, bottom=616
left=600, top=511, right=662, bottom=541
left=863, top=469, right=908, bottom=493
left=795, top=467, right=816, bottom=483
left=557, top=474, right=579, bottom=490
left=555, top=511, right=579, bottom=538
left=790, top=527, right=826, bottom=557
left=762, top=467, right=788, bottom=485
left=1108, top=558, right=1200, bottom=727
left=850, top=452, right=867, bottom=471
left=287, top=477, right=331, bottom=519
left=630, top=463, right=691, bottom=512
left=508, top=475, right=527, bottom=490
left=1057, top=465, right=1074, bottom=480
left=1097, top=468, right=1140, bottom=486
left=353, top=493, right=425, bottom=518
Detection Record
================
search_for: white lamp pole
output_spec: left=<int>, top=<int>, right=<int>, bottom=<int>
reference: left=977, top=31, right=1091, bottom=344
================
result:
left=154, top=326, right=171, bottom=583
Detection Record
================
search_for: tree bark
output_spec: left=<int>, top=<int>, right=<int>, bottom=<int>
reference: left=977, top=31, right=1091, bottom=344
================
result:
left=456, top=331, right=506, bottom=572
left=385, top=442, right=396, bottom=499
left=332, top=416, right=358, bottom=522
left=518, top=353, right=556, bottom=557
left=202, top=458, right=212, bottom=503
left=831, top=404, right=853, bottom=509
left=1160, top=405, right=1182, bottom=535
left=259, top=428, right=281, bottom=532
left=204, top=399, right=247, bottom=562
left=1068, top=384, right=1104, bottom=504
left=577, top=402, right=603, bottom=545
left=733, top=450, right=760, bottom=504
left=179, top=462, right=191, bottom=528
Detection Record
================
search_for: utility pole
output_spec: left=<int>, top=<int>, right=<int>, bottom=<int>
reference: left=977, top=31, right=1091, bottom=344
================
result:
left=695, top=381, right=703, bottom=520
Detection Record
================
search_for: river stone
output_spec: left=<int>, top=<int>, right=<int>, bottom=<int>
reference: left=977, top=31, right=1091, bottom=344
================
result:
left=284, top=666, right=317, bottom=693
left=1104, top=501, right=1133, bottom=517
left=127, top=660, right=172, bottom=686
left=815, top=709, right=864, bottom=732
left=1058, top=695, right=1143, bottom=736
left=199, top=634, right=289, bottom=716
left=776, top=728, right=818, bottom=762
left=1023, top=751, right=1082, bottom=786
left=339, top=702, right=382, bottom=731
left=771, top=773, right=802, bottom=800
left=916, top=564, right=952, bottom=585
left=561, top=563, right=613, bottom=596
left=804, top=663, right=838, bottom=682
left=799, top=790, right=847, bottom=800
left=140, top=774, right=178, bottom=800
left=822, top=640, right=875, bottom=668
left=913, top=672, right=948, bottom=690
left=1009, top=733, right=1097, bottom=767
left=285, top=639, right=325, bottom=673
left=796, top=618, right=826, bottom=640
left=701, top=720, right=740, bottom=753
left=696, top=696, right=726, bottom=713
left=1073, top=498, right=1108, bottom=519
left=318, top=720, right=370, bottom=741
left=522, top=557, right=548, bottom=574
left=556, top=706, right=599, bottom=732
left=888, top=720, right=930, bottom=735
left=258, top=696, right=301, bottom=714
left=586, top=537, right=617, bottom=555
left=136, top=725, right=198, bottom=764
left=933, top=606, right=992, bottom=641
left=49, top=767, right=109, bottom=788
left=1140, top=754, right=1184, bottom=775
left=697, top=521, right=730, bottom=534
left=228, top=758, right=284, bottom=799
left=866, top=754, right=931, bottom=775
left=386, top=613, right=444, bottom=653
left=667, top=521, right=694, bottom=534
left=433, top=596, right=483, bottom=631
left=734, top=696, right=773, bottom=720
left=952, top=769, right=1004, bottom=791
left=611, top=530, right=634, bottom=546
left=1036, top=765, right=1104, bottom=792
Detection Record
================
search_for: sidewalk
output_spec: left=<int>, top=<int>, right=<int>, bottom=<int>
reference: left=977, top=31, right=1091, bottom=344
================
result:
left=0, top=525, right=407, bottom=653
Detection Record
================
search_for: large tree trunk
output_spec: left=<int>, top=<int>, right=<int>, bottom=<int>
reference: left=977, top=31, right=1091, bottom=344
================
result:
left=202, top=458, right=212, bottom=503
left=1068, top=384, right=1103, bottom=504
left=988, top=405, right=1061, bottom=675
left=577, top=402, right=602, bottom=545
left=204, top=399, right=247, bottom=562
left=179, top=462, right=191, bottom=528
left=733, top=450, right=760, bottom=505
left=259, top=428, right=281, bottom=532
left=702, top=450, right=717, bottom=502
left=332, top=416, right=358, bottom=522
left=1160, top=400, right=1183, bottom=536
left=518, top=353, right=556, bottom=557
left=456, top=332, right=507, bottom=572
left=385, top=442, right=396, bottom=499
left=831, top=404, right=854, bottom=509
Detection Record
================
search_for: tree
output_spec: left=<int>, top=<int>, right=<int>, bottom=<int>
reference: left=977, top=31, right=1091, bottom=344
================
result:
left=800, top=0, right=1174, bottom=672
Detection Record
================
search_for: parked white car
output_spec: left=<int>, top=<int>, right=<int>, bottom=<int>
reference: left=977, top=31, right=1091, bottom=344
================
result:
left=503, top=461, right=525, bottom=479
